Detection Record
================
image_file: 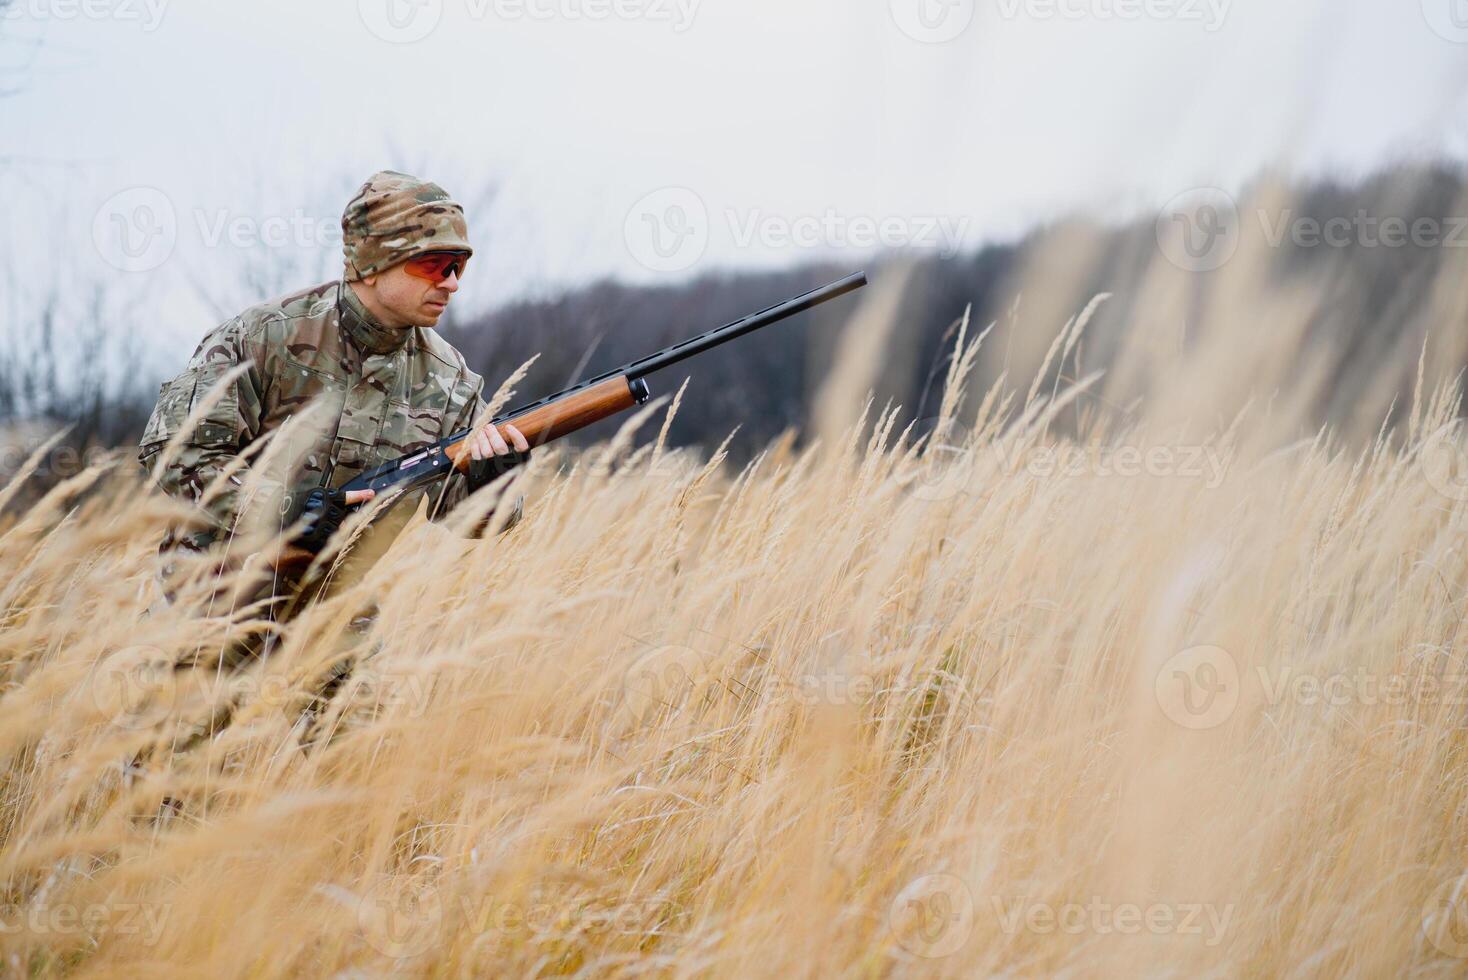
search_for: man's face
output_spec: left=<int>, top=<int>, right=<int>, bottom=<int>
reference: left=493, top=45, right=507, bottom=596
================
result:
left=362, top=255, right=463, bottom=329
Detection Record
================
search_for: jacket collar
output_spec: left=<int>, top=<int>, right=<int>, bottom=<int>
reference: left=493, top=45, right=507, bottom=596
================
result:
left=338, top=281, right=414, bottom=357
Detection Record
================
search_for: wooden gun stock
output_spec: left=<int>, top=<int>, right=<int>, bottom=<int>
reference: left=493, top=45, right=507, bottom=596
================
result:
left=447, top=375, right=643, bottom=470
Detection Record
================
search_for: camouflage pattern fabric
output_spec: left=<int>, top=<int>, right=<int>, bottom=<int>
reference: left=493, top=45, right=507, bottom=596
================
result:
left=137, top=279, right=495, bottom=575
left=341, top=170, right=473, bottom=282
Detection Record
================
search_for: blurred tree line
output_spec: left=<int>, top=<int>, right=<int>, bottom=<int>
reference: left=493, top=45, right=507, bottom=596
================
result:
left=445, top=163, right=1468, bottom=459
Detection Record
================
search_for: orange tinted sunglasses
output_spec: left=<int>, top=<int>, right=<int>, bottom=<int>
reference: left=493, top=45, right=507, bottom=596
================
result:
left=404, top=250, right=470, bottom=283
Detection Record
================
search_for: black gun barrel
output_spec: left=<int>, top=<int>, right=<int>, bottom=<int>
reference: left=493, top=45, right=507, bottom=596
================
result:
left=623, top=271, right=868, bottom=380
left=493, top=270, right=868, bottom=424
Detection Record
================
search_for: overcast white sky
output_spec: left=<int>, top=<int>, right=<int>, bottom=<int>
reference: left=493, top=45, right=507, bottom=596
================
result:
left=3, top=0, right=1468, bottom=361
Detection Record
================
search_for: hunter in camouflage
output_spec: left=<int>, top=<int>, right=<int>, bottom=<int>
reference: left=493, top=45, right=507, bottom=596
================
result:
left=138, top=170, right=528, bottom=605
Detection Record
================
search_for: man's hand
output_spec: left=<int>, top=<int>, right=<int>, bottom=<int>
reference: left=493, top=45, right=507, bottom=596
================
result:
left=267, top=487, right=376, bottom=574
left=465, top=422, right=530, bottom=462
left=465, top=422, right=532, bottom=492
left=293, top=487, right=376, bottom=554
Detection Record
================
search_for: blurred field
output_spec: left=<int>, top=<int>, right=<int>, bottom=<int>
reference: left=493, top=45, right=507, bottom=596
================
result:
left=5, top=227, right=1468, bottom=977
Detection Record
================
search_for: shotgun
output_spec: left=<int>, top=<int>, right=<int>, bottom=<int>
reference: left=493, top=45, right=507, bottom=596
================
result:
left=338, top=271, right=868, bottom=499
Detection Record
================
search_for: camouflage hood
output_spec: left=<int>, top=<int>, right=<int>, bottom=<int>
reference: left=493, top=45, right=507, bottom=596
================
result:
left=341, top=170, right=473, bottom=281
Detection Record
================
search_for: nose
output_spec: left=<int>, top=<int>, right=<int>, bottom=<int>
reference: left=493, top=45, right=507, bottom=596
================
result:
left=439, top=270, right=460, bottom=293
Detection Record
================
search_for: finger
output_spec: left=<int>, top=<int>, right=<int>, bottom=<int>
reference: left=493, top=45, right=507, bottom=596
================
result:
left=487, top=424, right=510, bottom=456
left=504, top=423, right=529, bottom=453
left=466, top=430, right=487, bottom=461
left=344, top=489, right=375, bottom=506
left=478, top=430, right=496, bottom=459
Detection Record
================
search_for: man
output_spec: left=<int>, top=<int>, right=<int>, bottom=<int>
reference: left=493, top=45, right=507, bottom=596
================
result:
left=138, top=170, right=530, bottom=609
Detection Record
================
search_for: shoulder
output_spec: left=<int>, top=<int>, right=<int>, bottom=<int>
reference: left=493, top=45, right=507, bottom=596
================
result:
left=188, top=281, right=344, bottom=375
left=416, top=329, right=484, bottom=394
left=239, top=281, right=341, bottom=345
left=192, top=281, right=337, bottom=348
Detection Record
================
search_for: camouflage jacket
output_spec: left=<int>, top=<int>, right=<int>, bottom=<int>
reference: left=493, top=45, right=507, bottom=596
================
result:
left=138, top=279, right=493, bottom=555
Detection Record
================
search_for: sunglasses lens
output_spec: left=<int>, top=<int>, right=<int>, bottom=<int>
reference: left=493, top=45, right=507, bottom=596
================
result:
left=406, top=252, right=468, bottom=282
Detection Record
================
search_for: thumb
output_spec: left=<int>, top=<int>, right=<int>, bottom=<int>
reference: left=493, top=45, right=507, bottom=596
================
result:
left=343, top=489, right=376, bottom=506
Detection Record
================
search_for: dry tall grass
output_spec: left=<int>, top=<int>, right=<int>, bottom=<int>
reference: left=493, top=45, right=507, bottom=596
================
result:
left=5, top=242, right=1468, bottom=977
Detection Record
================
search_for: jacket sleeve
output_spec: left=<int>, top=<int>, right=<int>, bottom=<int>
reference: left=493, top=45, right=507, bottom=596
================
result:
left=137, top=318, right=267, bottom=547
